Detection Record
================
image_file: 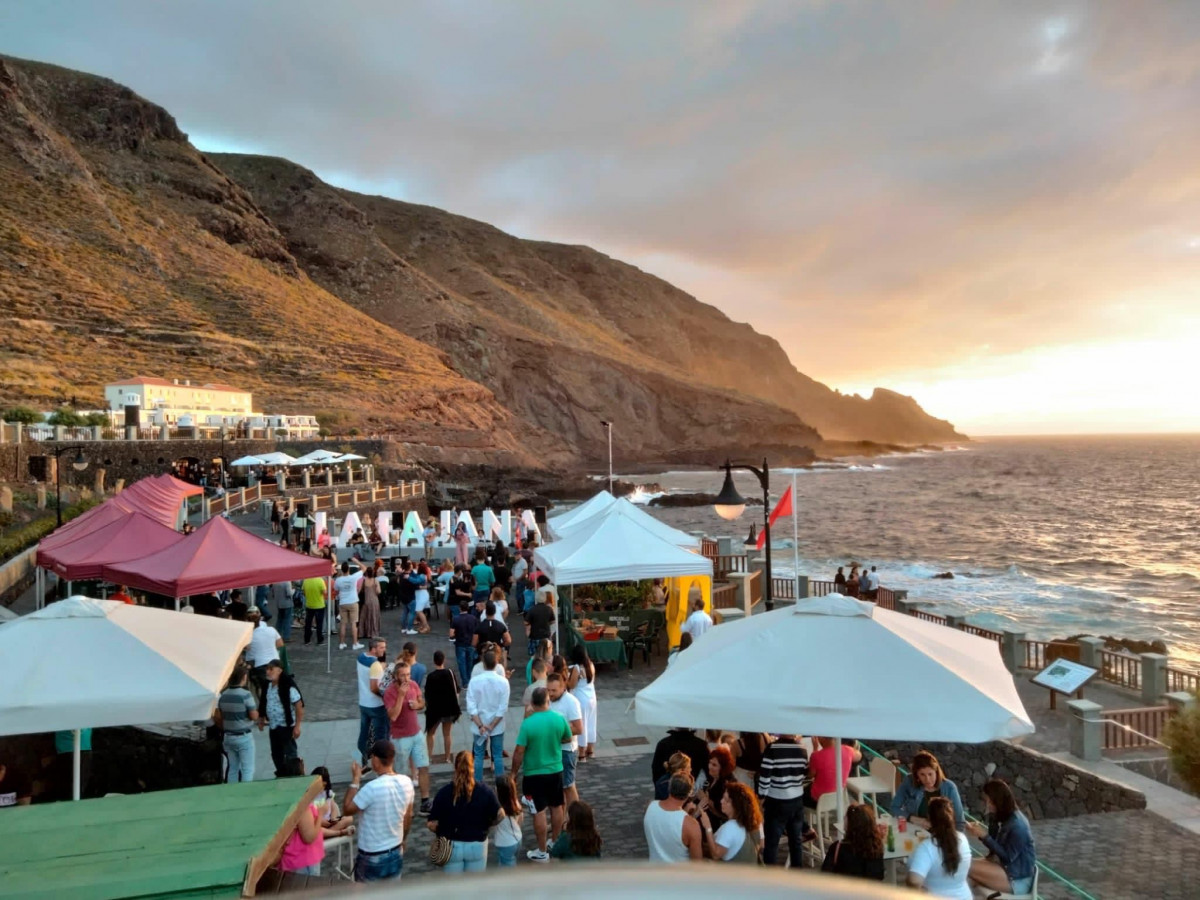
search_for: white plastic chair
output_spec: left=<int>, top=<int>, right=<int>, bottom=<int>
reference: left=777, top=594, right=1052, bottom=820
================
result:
left=324, top=827, right=356, bottom=882
left=847, top=756, right=897, bottom=812
left=802, top=789, right=848, bottom=866
left=985, top=866, right=1039, bottom=900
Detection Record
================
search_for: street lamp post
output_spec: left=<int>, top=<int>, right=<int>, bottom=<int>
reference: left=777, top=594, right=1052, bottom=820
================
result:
left=54, top=445, right=89, bottom=528
left=600, top=420, right=614, bottom=494
left=713, top=458, right=774, bottom=611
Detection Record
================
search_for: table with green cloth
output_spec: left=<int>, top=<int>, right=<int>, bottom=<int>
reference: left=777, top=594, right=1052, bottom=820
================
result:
left=583, top=637, right=628, bottom=667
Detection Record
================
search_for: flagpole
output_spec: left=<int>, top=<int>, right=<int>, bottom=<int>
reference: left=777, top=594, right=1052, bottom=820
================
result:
left=792, top=470, right=800, bottom=589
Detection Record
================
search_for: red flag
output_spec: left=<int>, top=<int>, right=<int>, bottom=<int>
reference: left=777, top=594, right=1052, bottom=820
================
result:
left=756, top=485, right=794, bottom=550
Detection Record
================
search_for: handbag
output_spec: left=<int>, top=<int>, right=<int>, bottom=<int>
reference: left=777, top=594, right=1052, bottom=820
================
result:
left=429, top=835, right=453, bottom=867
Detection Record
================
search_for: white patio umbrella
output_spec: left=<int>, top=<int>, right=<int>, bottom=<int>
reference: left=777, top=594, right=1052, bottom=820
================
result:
left=0, top=597, right=252, bottom=799
left=635, top=594, right=1034, bottom=830
left=228, top=455, right=266, bottom=467
left=256, top=451, right=297, bottom=465
left=290, top=449, right=342, bottom=465
left=336, top=452, right=366, bottom=461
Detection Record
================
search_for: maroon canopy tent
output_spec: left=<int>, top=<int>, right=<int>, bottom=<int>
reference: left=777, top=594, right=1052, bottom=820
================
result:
left=101, top=515, right=331, bottom=600
left=36, top=502, right=136, bottom=569
left=115, top=474, right=204, bottom=529
left=43, top=511, right=186, bottom=581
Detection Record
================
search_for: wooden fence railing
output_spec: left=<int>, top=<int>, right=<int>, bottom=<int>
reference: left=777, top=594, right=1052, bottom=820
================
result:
left=958, top=622, right=1005, bottom=646
left=700, top=538, right=719, bottom=558
left=210, top=481, right=424, bottom=517
left=712, top=583, right=738, bottom=610
left=911, top=608, right=948, bottom=626
left=1102, top=706, right=1172, bottom=751
left=772, top=576, right=797, bottom=600
left=809, top=579, right=839, bottom=597
left=712, top=554, right=747, bottom=579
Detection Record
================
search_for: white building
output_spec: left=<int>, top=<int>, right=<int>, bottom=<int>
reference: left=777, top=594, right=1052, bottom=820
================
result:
left=104, top=377, right=319, bottom=436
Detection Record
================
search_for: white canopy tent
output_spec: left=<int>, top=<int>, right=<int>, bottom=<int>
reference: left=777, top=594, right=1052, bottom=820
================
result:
left=546, top=490, right=615, bottom=538
left=0, top=597, right=252, bottom=799
left=534, top=510, right=712, bottom=586
left=551, top=497, right=700, bottom=549
left=634, top=594, right=1034, bottom=829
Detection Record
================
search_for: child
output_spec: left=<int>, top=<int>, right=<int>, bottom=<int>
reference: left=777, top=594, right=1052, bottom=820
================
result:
left=311, top=766, right=354, bottom=837
left=492, top=774, right=524, bottom=867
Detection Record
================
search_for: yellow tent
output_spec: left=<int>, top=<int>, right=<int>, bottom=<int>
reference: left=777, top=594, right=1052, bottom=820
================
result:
left=664, top=574, right=712, bottom=648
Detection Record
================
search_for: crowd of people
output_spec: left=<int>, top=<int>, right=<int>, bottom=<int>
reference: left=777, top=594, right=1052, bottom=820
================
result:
left=833, top=563, right=881, bottom=600
left=643, top=733, right=1037, bottom=895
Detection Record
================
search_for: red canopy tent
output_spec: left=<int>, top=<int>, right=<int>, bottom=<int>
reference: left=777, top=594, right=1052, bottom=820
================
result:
left=115, top=474, right=203, bottom=529
left=36, top=502, right=137, bottom=569
left=101, top=515, right=331, bottom=600
left=43, top=512, right=186, bottom=581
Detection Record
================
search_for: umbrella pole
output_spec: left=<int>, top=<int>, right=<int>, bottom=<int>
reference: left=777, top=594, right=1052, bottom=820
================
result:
left=326, top=575, right=332, bottom=675
left=36, top=568, right=42, bottom=610
left=834, top=737, right=845, bottom=839
left=72, top=728, right=81, bottom=801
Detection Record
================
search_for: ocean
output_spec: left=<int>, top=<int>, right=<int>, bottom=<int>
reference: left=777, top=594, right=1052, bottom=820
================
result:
left=618, top=435, right=1200, bottom=668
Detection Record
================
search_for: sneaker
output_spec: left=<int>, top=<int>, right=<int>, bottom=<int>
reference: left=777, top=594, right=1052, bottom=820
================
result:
left=419, top=798, right=433, bottom=817
left=352, top=642, right=364, bottom=650
left=520, top=795, right=538, bottom=817
left=404, top=629, right=418, bottom=635
left=339, top=642, right=347, bottom=650
left=526, top=849, right=550, bottom=863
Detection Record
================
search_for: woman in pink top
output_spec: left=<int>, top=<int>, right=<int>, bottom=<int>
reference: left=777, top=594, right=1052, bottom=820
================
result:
left=804, top=737, right=862, bottom=808
left=279, top=798, right=325, bottom=875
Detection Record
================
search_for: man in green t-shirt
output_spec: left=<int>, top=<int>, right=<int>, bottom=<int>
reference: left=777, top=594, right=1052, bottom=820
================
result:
left=301, top=575, right=327, bottom=645
left=512, top=686, right=572, bottom=862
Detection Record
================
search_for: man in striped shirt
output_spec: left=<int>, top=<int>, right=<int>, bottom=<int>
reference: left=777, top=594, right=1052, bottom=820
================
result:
left=344, top=740, right=414, bottom=882
left=757, top=734, right=816, bottom=866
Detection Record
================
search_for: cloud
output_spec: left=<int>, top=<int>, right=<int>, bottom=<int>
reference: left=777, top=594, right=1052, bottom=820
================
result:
left=3, top=0, right=1200, bottom=431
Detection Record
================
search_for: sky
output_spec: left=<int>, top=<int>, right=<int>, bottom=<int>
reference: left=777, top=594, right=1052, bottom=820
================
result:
left=3, top=1, right=1200, bottom=435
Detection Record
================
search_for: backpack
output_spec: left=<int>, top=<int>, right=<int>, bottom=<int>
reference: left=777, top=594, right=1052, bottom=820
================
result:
left=276, top=673, right=303, bottom=728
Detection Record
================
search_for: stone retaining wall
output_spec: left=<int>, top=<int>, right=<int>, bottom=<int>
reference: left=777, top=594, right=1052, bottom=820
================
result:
left=881, top=740, right=1146, bottom=820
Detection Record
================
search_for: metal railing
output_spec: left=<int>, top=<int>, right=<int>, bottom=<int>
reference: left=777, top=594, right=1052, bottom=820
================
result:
left=772, top=576, right=797, bottom=600
left=1102, top=707, right=1173, bottom=751
left=1098, top=649, right=1142, bottom=691
left=1166, top=667, right=1200, bottom=694
left=958, top=622, right=1005, bottom=646
left=911, top=608, right=948, bottom=626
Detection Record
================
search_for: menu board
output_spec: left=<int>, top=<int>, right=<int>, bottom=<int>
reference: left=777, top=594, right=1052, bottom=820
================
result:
left=1032, top=658, right=1098, bottom=696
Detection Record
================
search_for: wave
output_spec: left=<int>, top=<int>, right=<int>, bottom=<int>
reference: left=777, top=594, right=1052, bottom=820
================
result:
left=625, top=486, right=665, bottom=505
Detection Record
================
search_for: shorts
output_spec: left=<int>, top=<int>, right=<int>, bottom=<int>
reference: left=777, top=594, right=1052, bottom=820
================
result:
left=341, top=601, right=360, bottom=631
left=522, top=771, right=564, bottom=813
left=394, top=732, right=430, bottom=769
left=560, top=749, right=578, bottom=788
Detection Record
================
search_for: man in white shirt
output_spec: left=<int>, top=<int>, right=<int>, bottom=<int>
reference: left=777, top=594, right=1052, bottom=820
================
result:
left=864, top=565, right=880, bottom=600
left=344, top=740, right=414, bottom=882
left=356, top=637, right=388, bottom=765
left=244, top=608, right=282, bottom=703
left=680, top=598, right=714, bottom=641
left=466, top=648, right=511, bottom=783
left=334, top=561, right=363, bottom=650
left=547, top=672, right=584, bottom=806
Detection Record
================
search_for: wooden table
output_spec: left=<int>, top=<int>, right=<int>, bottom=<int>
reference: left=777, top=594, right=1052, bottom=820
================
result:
left=875, top=813, right=927, bottom=885
left=0, top=776, right=320, bottom=899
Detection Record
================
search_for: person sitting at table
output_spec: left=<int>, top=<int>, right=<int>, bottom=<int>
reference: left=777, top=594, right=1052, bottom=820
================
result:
left=369, top=528, right=384, bottom=552
left=317, top=528, right=331, bottom=550
left=821, top=802, right=884, bottom=881
left=966, top=779, right=1037, bottom=896
left=277, top=759, right=325, bottom=875
left=905, top=797, right=972, bottom=899
left=697, top=781, right=763, bottom=864
left=890, top=750, right=965, bottom=830
left=804, top=737, right=862, bottom=807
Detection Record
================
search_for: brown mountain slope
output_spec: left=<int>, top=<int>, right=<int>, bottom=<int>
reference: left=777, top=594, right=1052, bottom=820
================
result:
left=0, top=55, right=529, bottom=461
left=0, top=56, right=823, bottom=467
left=212, top=153, right=962, bottom=447
left=210, top=153, right=823, bottom=463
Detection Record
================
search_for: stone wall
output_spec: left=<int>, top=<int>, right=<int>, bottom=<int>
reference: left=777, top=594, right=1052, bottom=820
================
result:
left=880, top=740, right=1146, bottom=820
